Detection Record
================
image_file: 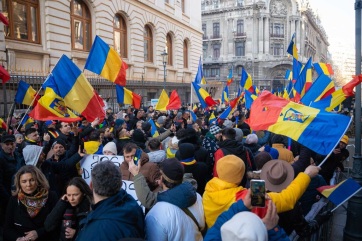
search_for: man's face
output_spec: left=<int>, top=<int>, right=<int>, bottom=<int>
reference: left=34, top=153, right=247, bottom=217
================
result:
left=183, top=112, right=190, bottom=119
left=27, top=131, right=40, bottom=142
left=339, top=142, right=347, bottom=150
left=215, top=132, right=222, bottom=140
left=53, top=144, right=66, bottom=157
left=149, top=106, right=154, bottom=112
left=1, top=141, right=15, bottom=154
left=81, top=120, right=89, bottom=127
left=120, top=129, right=131, bottom=138
left=137, top=110, right=144, bottom=118
left=60, top=122, right=71, bottom=135
left=104, top=128, right=112, bottom=138
left=123, top=148, right=136, bottom=163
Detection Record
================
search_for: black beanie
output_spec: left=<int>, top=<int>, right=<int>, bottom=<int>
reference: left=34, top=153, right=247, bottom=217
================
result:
left=178, top=143, right=195, bottom=160
left=160, top=158, right=184, bottom=184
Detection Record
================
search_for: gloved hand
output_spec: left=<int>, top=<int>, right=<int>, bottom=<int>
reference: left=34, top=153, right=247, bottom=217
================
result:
left=314, top=210, right=333, bottom=225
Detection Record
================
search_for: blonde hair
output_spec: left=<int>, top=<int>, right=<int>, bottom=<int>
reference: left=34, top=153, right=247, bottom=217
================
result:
left=13, top=165, right=49, bottom=196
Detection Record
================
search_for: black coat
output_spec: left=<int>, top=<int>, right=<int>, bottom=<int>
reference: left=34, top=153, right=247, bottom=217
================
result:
left=4, top=191, right=58, bottom=241
left=44, top=197, right=91, bottom=241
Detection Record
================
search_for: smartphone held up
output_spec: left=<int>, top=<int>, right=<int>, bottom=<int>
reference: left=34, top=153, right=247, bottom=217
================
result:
left=250, top=179, right=266, bottom=207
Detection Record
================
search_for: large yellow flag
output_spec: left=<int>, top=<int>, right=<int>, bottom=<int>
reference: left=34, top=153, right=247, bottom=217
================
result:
left=155, top=89, right=169, bottom=111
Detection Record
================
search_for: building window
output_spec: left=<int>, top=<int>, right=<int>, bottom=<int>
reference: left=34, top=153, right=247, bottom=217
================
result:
left=270, top=43, right=284, bottom=56
left=235, top=42, right=245, bottom=56
left=166, top=33, right=172, bottom=66
left=270, top=22, right=284, bottom=38
left=144, top=25, right=153, bottom=62
left=236, top=20, right=244, bottom=34
left=183, top=40, right=188, bottom=68
left=213, top=44, right=220, bottom=59
left=2, top=0, right=40, bottom=43
left=213, top=22, right=220, bottom=38
left=113, top=14, right=127, bottom=58
left=203, top=44, right=207, bottom=58
left=211, top=68, right=220, bottom=77
left=202, top=23, right=207, bottom=39
left=71, top=0, right=91, bottom=51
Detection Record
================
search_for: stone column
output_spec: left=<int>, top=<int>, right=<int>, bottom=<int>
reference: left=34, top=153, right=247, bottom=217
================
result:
left=291, top=19, right=296, bottom=36
left=296, top=20, right=300, bottom=55
left=259, top=16, right=263, bottom=54
left=264, top=17, right=269, bottom=55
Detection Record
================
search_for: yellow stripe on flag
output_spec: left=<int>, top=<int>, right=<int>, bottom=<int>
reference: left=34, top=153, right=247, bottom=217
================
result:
left=100, top=48, right=123, bottom=82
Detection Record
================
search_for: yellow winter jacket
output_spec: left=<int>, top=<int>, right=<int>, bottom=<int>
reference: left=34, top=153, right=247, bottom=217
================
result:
left=202, top=177, right=245, bottom=228
left=203, top=172, right=311, bottom=228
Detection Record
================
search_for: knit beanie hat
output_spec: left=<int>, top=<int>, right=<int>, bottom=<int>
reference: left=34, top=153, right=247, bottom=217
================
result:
left=254, top=151, right=272, bottom=170
left=157, top=116, right=166, bottom=125
left=245, top=134, right=258, bottom=144
left=216, top=155, right=245, bottom=185
left=102, top=142, right=117, bottom=155
left=51, top=138, right=67, bottom=149
left=234, top=128, right=244, bottom=142
left=264, top=145, right=279, bottom=159
left=23, top=145, right=43, bottom=166
left=160, top=158, right=184, bottom=185
left=178, top=143, right=195, bottom=160
left=132, top=129, right=147, bottom=143
left=221, top=211, right=268, bottom=241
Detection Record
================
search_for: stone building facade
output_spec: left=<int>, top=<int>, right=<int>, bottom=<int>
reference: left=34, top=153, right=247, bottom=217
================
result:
left=0, top=0, right=203, bottom=115
left=201, top=0, right=329, bottom=97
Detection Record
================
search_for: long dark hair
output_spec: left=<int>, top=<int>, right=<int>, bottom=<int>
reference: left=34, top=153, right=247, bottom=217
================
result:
left=66, top=177, right=93, bottom=204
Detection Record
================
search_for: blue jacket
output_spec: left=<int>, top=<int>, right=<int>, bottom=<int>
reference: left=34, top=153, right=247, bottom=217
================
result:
left=204, top=200, right=289, bottom=241
left=76, top=189, right=144, bottom=241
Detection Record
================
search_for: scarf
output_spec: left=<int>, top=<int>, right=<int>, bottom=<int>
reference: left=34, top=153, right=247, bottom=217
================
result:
left=25, top=136, right=37, bottom=143
left=18, top=188, right=49, bottom=218
left=180, top=157, right=196, bottom=165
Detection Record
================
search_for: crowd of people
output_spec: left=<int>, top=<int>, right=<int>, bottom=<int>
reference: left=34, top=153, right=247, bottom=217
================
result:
left=0, top=103, right=349, bottom=241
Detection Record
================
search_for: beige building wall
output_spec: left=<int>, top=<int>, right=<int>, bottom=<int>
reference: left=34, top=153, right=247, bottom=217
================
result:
left=0, top=0, right=203, bottom=111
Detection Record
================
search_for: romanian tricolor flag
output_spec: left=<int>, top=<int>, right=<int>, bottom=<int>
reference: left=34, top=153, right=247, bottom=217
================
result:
left=85, top=36, right=128, bottom=86
left=317, top=178, right=362, bottom=209
left=218, top=94, right=243, bottom=120
left=226, top=69, right=233, bottom=86
left=294, top=57, right=313, bottom=101
left=209, top=112, right=217, bottom=124
left=285, top=69, right=292, bottom=81
left=0, top=118, right=7, bottom=130
left=187, top=110, right=197, bottom=122
left=193, top=104, right=198, bottom=113
left=246, top=91, right=351, bottom=155
left=245, top=90, right=257, bottom=109
left=314, top=63, right=334, bottom=76
left=287, top=33, right=298, bottom=60
left=240, top=68, right=254, bottom=93
left=300, top=74, right=335, bottom=105
left=154, top=89, right=181, bottom=111
left=15, top=80, right=38, bottom=106
left=21, top=114, right=34, bottom=126
left=292, top=58, right=302, bottom=83
left=49, top=55, right=105, bottom=122
left=221, top=85, right=229, bottom=104
left=194, top=57, right=206, bottom=85
left=148, top=119, right=159, bottom=137
left=29, top=87, right=81, bottom=122
left=191, top=82, right=217, bottom=108
left=310, top=75, right=362, bottom=111
left=115, top=85, right=141, bottom=109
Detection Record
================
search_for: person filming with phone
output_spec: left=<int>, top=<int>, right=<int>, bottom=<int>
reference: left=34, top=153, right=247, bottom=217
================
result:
left=120, top=143, right=161, bottom=192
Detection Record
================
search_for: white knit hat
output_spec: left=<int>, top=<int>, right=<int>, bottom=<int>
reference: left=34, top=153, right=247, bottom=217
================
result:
left=23, top=145, right=43, bottom=166
left=221, top=211, right=268, bottom=241
left=102, top=142, right=117, bottom=155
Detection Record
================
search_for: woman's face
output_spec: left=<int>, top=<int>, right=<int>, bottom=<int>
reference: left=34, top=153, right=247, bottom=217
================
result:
left=20, top=173, right=37, bottom=195
left=66, top=185, right=83, bottom=207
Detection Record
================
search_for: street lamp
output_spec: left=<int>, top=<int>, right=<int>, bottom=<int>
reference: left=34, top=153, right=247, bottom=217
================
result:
left=161, top=49, right=168, bottom=90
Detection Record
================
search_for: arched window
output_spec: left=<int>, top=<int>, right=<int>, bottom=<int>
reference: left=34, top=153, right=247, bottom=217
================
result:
left=2, top=0, right=40, bottom=43
left=71, top=0, right=91, bottom=51
left=183, top=40, right=188, bottom=68
left=166, top=33, right=172, bottom=66
left=144, top=25, right=153, bottom=62
left=114, top=14, right=127, bottom=58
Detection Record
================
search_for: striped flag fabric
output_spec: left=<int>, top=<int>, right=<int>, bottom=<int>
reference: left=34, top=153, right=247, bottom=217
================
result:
left=148, top=119, right=159, bottom=137
left=287, top=33, right=298, bottom=60
left=49, top=55, right=105, bottom=122
left=246, top=91, right=351, bottom=155
left=194, top=57, right=206, bottom=85
left=154, top=90, right=181, bottom=111
left=317, top=178, right=362, bottom=210
left=226, top=68, right=233, bottom=86
left=0, top=118, right=7, bottom=130
left=15, top=80, right=38, bottom=106
left=191, top=82, right=217, bottom=108
left=300, top=74, right=335, bottom=105
left=240, top=68, right=254, bottom=93
left=221, top=85, right=229, bottom=104
left=85, top=35, right=128, bottom=86
left=313, top=63, right=334, bottom=76
left=116, top=85, right=141, bottom=109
